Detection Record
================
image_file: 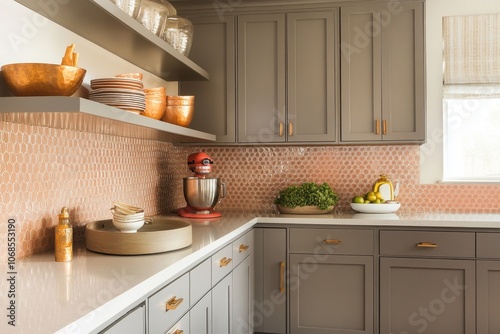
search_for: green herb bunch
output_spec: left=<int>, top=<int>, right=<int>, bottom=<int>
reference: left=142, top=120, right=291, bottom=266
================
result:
left=274, top=182, right=339, bottom=210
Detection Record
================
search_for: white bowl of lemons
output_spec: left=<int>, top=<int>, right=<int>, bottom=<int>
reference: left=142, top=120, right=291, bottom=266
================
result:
left=350, top=202, right=400, bottom=214
left=350, top=191, right=400, bottom=214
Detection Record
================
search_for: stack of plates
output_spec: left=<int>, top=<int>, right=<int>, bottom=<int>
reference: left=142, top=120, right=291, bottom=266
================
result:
left=89, top=77, right=145, bottom=113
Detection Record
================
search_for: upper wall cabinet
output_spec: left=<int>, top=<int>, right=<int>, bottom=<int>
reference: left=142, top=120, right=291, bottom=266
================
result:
left=237, top=11, right=337, bottom=144
left=14, top=0, right=209, bottom=81
left=180, top=15, right=237, bottom=143
left=340, top=2, right=425, bottom=143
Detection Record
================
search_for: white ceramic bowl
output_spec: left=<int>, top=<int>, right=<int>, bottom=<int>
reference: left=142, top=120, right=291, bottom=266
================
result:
left=112, top=219, right=145, bottom=233
left=350, top=202, right=401, bottom=214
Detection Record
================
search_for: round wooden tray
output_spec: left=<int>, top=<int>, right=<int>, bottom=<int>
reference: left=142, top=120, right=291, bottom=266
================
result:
left=86, top=217, right=192, bottom=255
left=276, top=205, right=334, bottom=215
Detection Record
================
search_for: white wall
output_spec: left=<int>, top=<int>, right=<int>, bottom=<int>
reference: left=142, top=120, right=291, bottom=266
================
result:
left=0, top=0, right=176, bottom=95
left=421, top=0, right=500, bottom=183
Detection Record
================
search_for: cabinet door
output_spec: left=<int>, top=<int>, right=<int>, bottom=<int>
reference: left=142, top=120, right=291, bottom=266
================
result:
left=340, top=2, right=424, bottom=142
left=237, top=14, right=286, bottom=143
left=233, top=254, right=253, bottom=334
left=254, top=228, right=287, bottom=334
left=290, top=254, right=373, bottom=334
left=340, top=5, right=382, bottom=142
left=190, top=291, right=212, bottom=334
left=179, top=15, right=236, bottom=143
left=380, top=258, right=475, bottom=334
left=101, top=303, right=145, bottom=334
left=287, top=11, right=337, bottom=142
left=380, top=2, right=425, bottom=141
left=212, top=273, right=232, bottom=334
left=477, top=261, right=500, bottom=334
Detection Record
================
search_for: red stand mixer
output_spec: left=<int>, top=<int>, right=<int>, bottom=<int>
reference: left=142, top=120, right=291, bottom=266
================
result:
left=177, top=152, right=226, bottom=219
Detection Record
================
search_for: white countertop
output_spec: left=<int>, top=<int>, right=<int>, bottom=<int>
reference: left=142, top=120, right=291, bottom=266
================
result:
left=2, top=211, right=500, bottom=334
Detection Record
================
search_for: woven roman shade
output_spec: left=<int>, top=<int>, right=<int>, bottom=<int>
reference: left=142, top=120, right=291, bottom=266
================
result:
left=443, top=13, right=500, bottom=98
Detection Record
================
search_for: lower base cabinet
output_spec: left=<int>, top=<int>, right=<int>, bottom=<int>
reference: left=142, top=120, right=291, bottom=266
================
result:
left=233, top=255, right=254, bottom=334
left=254, top=227, right=287, bottom=334
left=213, top=272, right=233, bottom=333
left=380, top=258, right=476, bottom=334
left=289, top=254, right=374, bottom=334
left=190, top=291, right=212, bottom=334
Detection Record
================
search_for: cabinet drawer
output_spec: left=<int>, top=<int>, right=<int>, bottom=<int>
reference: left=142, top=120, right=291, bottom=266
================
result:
left=212, top=244, right=233, bottom=285
left=190, top=258, right=211, bottom=307
left=290, top=228, right=374, bottom=255
left=477, top=233, right=500, bottom=258
left=380, top=230, right=475, bottom=258
left=149, top=273, right=189, bottom=334
left=166, top=312, right=190, bottom=334
left=232, top=229, right=254, bottom=267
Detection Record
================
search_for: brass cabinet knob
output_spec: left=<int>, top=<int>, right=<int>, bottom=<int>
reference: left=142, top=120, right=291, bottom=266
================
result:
left=166, top=296, right=184, bottom=311
left=239, top=244, right=249, bottom=253
left=219, top=257, right=232, bottom=267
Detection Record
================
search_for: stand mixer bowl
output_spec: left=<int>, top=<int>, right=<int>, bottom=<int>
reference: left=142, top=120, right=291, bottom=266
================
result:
left=183, top=177, right=225, bottom=213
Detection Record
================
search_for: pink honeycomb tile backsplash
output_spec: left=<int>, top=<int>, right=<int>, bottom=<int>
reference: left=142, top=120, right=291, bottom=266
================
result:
left=1, top=121, right=499, bottom=261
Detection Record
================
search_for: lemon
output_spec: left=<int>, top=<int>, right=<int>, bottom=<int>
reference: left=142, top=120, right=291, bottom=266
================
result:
left=372, top=199, right=381, bottom=204
left=365, top=192, right=377, bottom=202
left=352, top=196, right=364, bottom=204
left=375, top=191, right=383, bottom=199
left=364, top=200, right=370, bottom=204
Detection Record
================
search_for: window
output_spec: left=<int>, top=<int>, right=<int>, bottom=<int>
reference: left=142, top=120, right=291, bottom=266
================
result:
left=442, top=14, right=500, bottom=182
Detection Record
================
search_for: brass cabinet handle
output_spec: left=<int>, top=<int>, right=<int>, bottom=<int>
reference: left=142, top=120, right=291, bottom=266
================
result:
left=170, top=330, right=183, bottom=334
left=383, top=120, right=387, bottom=135
left=279, top=122, right=284, bottom=137
left=322, top=239, right=342, bottom=245
left=375, top=120, right=380, bottom=135
left=170, top=330, right=184, bottom=334
left=279, top=261, right=285, bottom=294
left=289, top=122, right=293, bottom=136
left=219, top=257, right=232, bottom=267
left=416, top=242, right=438, bottom=248
left=166, top=296, right=184, bottom=311
left=239, top=244, right=249, bottom=253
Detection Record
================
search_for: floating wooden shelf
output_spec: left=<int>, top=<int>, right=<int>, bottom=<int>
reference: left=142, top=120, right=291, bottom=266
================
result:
left=0, top=97, right=216, bottom=143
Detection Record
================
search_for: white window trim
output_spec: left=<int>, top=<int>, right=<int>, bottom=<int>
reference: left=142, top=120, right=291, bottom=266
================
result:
left=420, top=0, right=500, bottom=184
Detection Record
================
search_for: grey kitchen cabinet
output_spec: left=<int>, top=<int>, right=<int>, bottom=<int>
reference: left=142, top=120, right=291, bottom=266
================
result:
left=340, top=2, right=425, bottom=143
left=233, top=255, right=254, bottom=334
left=101, top=303, right=146, bottom=334
left=254, top=227, right=287, bottom=334
left=211, top=229, right=254, bottom=334
left=476, top=233, right=500, bottom=334
left=179, top=15, right=237, bottom=143
left=476, top=261, right=500, bottom=334
left=190, top=291, right=212, bottom=334
left=237, top=11, right=337, bottom=143
left=237, top=13, right=286, bottom=143
left=379, top=230, right=476, bottom=334
left=212, top=273, right=233, bottom=334
left=289, top=228, right=374, bottom=334
left=232, top=230, right=254, bottom=334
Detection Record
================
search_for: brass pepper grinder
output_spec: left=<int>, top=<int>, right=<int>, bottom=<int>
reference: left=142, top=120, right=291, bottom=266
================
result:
left=55, top=207, right=73, bottom=262
left=373, top=174, right=394, bottom=201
